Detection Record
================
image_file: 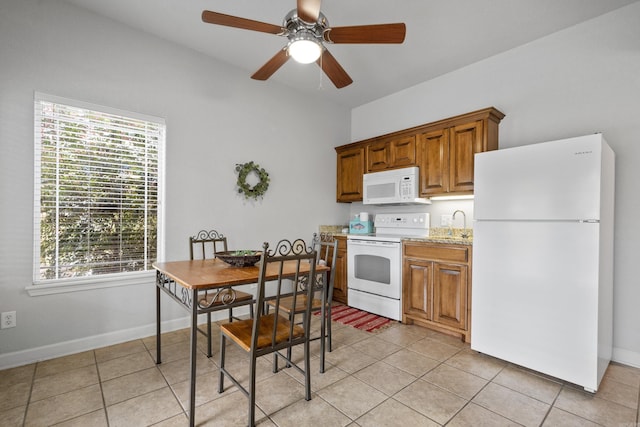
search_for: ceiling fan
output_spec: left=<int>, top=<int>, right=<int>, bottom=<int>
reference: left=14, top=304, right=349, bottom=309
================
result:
left=201, top=0, right=406, bottom=88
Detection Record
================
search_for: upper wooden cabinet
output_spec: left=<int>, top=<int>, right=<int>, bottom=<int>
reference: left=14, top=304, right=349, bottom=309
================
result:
left=417, top=118, right=488, bottom=196
left=335, top=107, right=504, bottom=202
left=367, top=135, right=416, bottom=172
left=336, top=146, right=365, bottom=202
left=416, top=128, right=449, bottom=195
left=448, top=120, right=484, bottom=193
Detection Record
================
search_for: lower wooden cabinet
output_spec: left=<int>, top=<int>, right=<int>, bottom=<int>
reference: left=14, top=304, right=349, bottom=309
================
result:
left=332, top=236, right=348, bottom=304
left=402, top=241, right=472, bottom=342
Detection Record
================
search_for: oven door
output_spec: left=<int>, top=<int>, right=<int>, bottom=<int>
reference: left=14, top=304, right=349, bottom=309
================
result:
left=347, top=239, right=401, bottom=299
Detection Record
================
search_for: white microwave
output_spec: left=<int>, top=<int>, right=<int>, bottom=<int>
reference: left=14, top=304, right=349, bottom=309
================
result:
left=363, top=166, right=431, bottom=205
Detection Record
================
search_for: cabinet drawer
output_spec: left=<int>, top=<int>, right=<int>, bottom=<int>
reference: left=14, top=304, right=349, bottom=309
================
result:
left=403, top=243, right=469, bottom=264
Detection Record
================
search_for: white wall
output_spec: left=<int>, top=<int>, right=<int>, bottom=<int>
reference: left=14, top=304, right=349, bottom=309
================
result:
left=0, top=0, right=350, bottom=368
left=352, top=2, right=640, bottom=367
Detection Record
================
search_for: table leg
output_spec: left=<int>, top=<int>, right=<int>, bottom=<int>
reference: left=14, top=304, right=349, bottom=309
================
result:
left=156, top=272, right=162, bottom=365
left=188, top=288, right=198, bottom=427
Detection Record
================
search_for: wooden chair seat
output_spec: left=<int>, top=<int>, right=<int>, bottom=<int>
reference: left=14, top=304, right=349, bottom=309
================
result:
left=220, top=313, right=305, bottom=352
left=266, top=295, right=323, bottom=314
left=199, top=289, right=254, bottom=307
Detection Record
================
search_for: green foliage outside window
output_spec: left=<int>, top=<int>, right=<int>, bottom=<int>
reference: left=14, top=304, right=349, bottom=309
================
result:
left=36, top=98, right=162, bottom=280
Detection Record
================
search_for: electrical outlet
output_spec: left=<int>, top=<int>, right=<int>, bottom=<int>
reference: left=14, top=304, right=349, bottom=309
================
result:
left=441, top=214, right=453, bottom=227
left=1, top=311, right=16, bottom=329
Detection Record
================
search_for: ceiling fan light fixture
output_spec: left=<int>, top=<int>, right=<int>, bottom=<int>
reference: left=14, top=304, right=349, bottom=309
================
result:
left=287, top=32, right=322, bottom=64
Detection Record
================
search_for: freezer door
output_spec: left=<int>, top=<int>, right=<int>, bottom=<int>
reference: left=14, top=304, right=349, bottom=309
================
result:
left=474, top=134, right=604, bottom=221
left=471, top=220, right=604, bottom=390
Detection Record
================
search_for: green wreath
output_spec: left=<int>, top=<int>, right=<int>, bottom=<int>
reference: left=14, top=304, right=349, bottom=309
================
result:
left=235, top=161, right=270, bottom=200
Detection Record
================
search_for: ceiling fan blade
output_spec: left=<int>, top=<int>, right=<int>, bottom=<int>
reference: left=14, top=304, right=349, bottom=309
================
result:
left=202, top=10, right=283, bottom=35
left=324, top=23, right=406, bottom=44
left=251, top=48, right=290, bottom=81
left=317, top=49, right=353, bottom=88
left=297, top=0, right=322, bottom=23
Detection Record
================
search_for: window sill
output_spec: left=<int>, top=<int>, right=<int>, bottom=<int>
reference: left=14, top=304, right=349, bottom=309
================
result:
left=26, top=271, right=156, bottom=296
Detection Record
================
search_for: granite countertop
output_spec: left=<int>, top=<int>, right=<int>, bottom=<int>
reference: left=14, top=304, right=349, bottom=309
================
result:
left=319, top=225, right=473, bottom=245
left=410, top=227, right=473, bottom=245
left=403, top=235, right=472, bottom=245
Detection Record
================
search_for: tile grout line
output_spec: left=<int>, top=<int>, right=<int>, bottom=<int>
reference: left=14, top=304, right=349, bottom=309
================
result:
left=94, top=348, right=111, bottom=427
left=20, top=363, right=37, bottom=427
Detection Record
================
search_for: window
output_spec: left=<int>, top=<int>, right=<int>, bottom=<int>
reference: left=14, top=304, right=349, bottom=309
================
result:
left=33, top=93, right=164, bottom=290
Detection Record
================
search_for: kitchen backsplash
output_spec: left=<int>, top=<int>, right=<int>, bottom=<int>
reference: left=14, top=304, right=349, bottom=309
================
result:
left=347, top=199, right=474, bottom=230
left=429, top=227, right=473, bottom=239
left=318, top=224, right=472, bottom=238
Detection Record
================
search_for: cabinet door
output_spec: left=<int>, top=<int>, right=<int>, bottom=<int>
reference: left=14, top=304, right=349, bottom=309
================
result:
left=416, top=129, right=449, bottom=196
left=336, top=146, right=365, bottom=202
left=332, top=238, right=348, bottom=304
left=403, top=258, right=432, bottom=320
left=433, top=263, right=468, bottom=329
left=366, top=140, right=390, bottom=172
left=390, top=136, right=416, bottom=167
left=449, top=120, right=483, bottom=193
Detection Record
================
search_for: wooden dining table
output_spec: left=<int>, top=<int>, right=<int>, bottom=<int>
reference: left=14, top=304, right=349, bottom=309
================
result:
left=153, top=257, right=330, bottom=427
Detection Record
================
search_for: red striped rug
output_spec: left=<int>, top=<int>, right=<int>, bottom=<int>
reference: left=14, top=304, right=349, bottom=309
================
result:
left=317, top=305, right=393, bottom=332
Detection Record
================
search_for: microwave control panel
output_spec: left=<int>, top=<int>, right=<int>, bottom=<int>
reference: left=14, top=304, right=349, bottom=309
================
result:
left=399, top=176, right=415, bottom=199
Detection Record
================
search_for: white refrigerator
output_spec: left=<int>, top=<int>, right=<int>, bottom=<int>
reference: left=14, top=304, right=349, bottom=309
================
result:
left=471, top=133, right=615, bottom=392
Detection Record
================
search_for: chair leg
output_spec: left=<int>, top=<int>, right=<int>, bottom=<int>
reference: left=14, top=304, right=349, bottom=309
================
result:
left=249, top=355, right=257, bottom=427
left=249, top=302, right=254, bottom=318
left=218, top=334, right=226, bottom=393
left=286, top=347, right=292, bottom=368
left=228, top=308, right=233, bottom=323
left=327, top=303, right=332, bottom=353
left=304, top=338, right=311, bottom=401
left=285, top=313, right=293, bottom=368
left=207, top=312, right=212, bottom=358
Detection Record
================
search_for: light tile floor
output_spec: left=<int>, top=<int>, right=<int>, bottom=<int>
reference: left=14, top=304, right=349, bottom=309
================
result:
left=1, top=315, right=639, bottom=426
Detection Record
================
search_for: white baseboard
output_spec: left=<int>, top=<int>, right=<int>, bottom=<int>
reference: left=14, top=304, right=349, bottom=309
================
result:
left=613, top=346, right=640, bottom=369
left=0, top=309, right=240, bottom=371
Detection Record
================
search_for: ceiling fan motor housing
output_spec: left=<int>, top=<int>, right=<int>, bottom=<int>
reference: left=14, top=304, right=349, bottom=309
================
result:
left=283, top=9, right=327, bottom=44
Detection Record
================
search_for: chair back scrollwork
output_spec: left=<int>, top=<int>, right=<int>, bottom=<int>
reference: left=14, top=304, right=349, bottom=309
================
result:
left=190, top=229, right=227, bottom=260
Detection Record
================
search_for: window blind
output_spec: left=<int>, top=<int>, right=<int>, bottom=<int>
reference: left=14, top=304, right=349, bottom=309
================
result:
left=34, top=93, right=165, bottom=282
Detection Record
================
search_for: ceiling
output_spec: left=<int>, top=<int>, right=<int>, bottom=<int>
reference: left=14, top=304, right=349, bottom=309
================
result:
left=64, top=0, right=637, bottom=108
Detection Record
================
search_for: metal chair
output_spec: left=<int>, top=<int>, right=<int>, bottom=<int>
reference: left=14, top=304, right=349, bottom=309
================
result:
left=218, top=238, right=317, bottom=427
left=265, top=232, right=337, bottom=372
left=190, top=229, right=255, bottom=358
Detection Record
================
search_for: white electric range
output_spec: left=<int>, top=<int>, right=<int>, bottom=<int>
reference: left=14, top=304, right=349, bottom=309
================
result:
left=347, top=213, right=430, bottom=320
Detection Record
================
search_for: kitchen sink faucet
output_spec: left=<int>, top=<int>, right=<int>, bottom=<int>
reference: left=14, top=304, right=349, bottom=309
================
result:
left=452, top=210, right=469, bottom=238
